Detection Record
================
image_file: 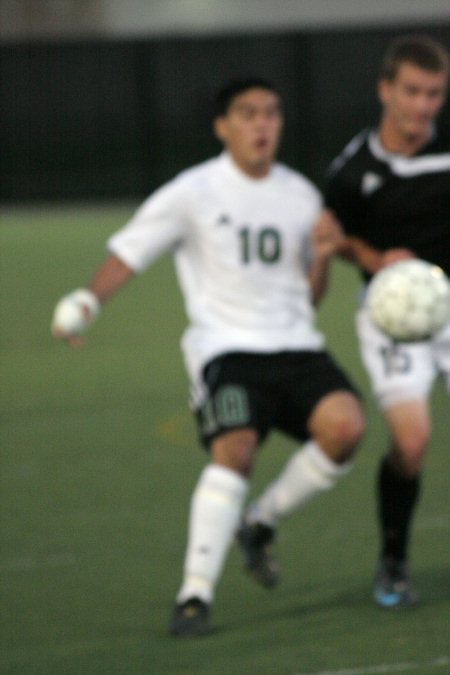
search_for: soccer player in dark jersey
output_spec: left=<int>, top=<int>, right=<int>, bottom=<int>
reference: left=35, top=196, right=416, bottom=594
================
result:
left=325, top=34, right=450, bottom=608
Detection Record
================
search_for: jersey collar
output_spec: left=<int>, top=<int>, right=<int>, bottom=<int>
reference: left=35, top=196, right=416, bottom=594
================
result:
left=219, top=151, right=276, bottom=185
left=368, top=127, right=436, bottom=161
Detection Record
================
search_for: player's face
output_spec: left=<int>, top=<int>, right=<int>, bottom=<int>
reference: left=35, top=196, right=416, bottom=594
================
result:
left=214, top=88, right=283, bottom=178
left=378, top=62, right=448, bottom=145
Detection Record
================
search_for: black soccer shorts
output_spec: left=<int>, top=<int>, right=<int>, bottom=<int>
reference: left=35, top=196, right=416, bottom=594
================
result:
left=194, top=350, right=361, bottom=448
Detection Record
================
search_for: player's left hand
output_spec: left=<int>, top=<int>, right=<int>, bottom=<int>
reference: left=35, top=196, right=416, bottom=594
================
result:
left=311, top=210, right=344, bottom=259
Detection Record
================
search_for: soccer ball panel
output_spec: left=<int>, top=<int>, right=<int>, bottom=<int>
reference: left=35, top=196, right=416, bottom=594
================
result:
left=366, top=259, right=450, bottom=341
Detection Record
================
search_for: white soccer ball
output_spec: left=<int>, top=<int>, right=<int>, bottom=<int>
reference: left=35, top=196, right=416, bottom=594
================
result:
left=366, top=259, right=450, bottom=341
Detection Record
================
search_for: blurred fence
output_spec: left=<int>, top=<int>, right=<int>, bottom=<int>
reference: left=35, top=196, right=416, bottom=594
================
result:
left=1, top=23, right=449, bottom=201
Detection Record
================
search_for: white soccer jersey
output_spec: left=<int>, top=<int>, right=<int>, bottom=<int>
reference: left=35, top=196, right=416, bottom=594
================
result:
left=107, top=152, right=325, bottom=390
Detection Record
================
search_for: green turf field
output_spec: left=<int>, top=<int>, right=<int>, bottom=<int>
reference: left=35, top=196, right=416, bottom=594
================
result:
left=1, top=205, right=449, bottom=675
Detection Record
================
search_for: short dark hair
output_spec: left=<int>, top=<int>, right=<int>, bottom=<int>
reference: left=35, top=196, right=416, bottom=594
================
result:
left=380, top=34, right=449, bottom=81
left=213, top=78, right=281, bottom=118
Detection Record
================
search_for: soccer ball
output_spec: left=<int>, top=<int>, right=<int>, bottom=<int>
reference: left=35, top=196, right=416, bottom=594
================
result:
left=366, top=259, right=450, bottom=341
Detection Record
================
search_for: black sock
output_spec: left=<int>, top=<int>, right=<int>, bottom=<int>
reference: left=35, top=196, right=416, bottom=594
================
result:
left=377, top=455, right=420, bottom=562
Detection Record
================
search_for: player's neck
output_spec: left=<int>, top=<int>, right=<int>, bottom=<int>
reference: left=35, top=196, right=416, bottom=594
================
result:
left=229, top=154, right=273, bottom=179
left=238, top=162, right=272, bottom=179
left=378, top=120, right=433, bottom=157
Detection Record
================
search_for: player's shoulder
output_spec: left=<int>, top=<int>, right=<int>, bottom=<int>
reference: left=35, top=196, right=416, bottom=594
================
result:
left=170, top=156, right=220, bottom=189
left=272, top=161, right=321, bottom=198
left=326, top=128, right=371, bottom=178
left=134, top=157, right=219, bottom=216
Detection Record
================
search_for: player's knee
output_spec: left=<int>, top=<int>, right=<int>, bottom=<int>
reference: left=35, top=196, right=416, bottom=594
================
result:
left=310, top=393, right=365, bottom=455
left=339, top=408, right=365, bottom=446
left=329, top=408, right=365, bottom=455
left=390, top=431, right=428, bottom=475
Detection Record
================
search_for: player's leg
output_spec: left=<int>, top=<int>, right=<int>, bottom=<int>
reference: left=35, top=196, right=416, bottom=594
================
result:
left=374, top=400, right=429, bottom=608
left=169, top=354, right=266, bottom=636
left=356, top=306, right=435, bottom=607
left=169, top=428, right=257, bottom=636
left=246, top=389, right=364, bottom=520
left=237, top=353, right=365, bottom=586
left=176, top=429, right=258, bottom=606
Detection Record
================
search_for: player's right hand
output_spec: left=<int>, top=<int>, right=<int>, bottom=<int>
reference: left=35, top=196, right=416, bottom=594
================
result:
left=51, top=288, right=100, bottom=348
left=380, top=248, right=416, bottom=268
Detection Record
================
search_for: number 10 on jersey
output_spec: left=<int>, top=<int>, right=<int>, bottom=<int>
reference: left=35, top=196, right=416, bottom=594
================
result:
left=239, top=226, right=281, bottom=264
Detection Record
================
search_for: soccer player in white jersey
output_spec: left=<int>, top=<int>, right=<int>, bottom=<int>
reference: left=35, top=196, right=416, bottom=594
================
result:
left=325, top=35, right=450, bottom=609
left=51, top=78, right=365, bottom=636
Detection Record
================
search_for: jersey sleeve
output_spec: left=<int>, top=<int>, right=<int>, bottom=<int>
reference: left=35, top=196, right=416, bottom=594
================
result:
left=324, top=131, right=371, bottom=237
left=107, top=176, right=189, bottom=272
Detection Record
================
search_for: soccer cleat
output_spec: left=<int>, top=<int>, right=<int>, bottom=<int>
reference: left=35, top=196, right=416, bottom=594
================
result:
left=236, top=519, right=279, bottom=588
left=168, top=597, right=210, bottom=637
left=373, top=557, right=419, bottom=609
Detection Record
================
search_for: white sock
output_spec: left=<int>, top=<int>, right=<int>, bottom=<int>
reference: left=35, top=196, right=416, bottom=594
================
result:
left=247, top=440, right=351, bottom=528
left=176, top=464, right=248, bottom=604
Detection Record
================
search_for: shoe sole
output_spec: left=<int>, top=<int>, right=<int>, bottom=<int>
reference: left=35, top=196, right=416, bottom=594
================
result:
left=373, top=589, right=419, bottom=609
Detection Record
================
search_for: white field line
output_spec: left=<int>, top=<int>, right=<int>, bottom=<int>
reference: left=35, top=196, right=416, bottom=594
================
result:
left=292, top=655, right=450, bottom=675
left=0, top=552, right=75, bottom=572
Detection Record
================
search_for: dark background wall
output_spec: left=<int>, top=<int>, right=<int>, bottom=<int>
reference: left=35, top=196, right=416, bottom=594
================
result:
left=1, top=23, right=450, bottom=202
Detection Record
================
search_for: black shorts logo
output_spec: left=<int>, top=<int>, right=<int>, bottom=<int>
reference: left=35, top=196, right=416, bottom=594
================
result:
left=200, top=385, right=250, bottom=435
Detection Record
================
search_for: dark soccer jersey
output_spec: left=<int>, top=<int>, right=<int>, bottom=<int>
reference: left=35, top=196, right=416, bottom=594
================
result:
left=325, top=128, right=450, bottom=282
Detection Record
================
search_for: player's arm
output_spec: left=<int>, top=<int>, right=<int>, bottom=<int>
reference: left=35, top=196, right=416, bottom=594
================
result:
left=342, top=236, right=416, bottom=274
left=87, top=254, right=135, bottom=303
left=308, top=209, right=344, bottom=305
left=51, top=176, right=188, bottom=347
left=51, top=254, right=135, bottom=348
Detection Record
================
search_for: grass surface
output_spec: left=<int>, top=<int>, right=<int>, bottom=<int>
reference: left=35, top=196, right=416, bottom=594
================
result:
left=1, top=205, right=449, bottom=675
